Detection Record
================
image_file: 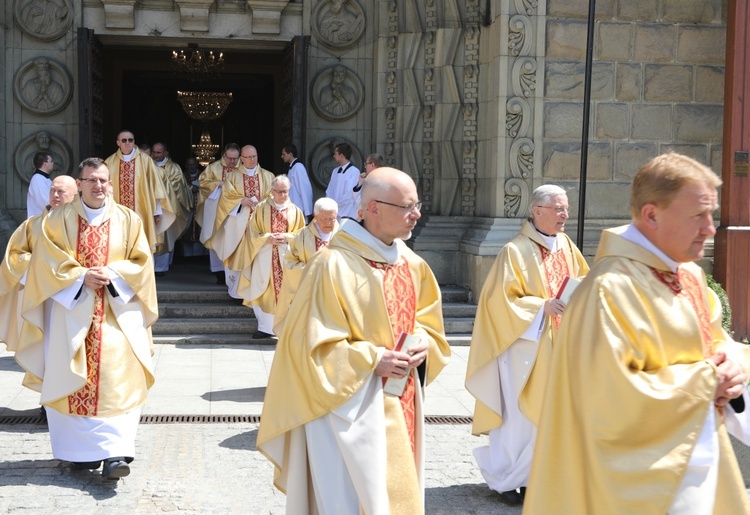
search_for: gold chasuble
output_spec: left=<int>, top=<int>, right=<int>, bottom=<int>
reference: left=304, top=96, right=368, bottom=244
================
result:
left=258, top=225, right=450, bottom=514
left=209, top=167, right=274, bottom=245
left=0, top=213, right=45, bottom=352
left=233, top=198, right=305, bottom=310
left=158, top=159, right=191, bottom=252
left=15, top=197, right=157, bottom=417
left=273, top=220, right=339, bottom=335
left=465, top=220, right=589, bottom=435
left=524, top=226, right=750, bottom=514
left=104, top=149, right=176, bottom=253
left=195, top=158, right=241, bottom=229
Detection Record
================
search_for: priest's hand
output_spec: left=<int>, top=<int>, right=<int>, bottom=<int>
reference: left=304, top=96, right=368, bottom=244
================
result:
left=376, top=350, right=412, bottom=378
left=266, top=233, right=286, bottom=246
left=710, top=352, right=748, bottom=406
left=544, top=298, right=565, bottom=317
left=154, top=214, right=162, bottom=226
left=241, top=197, right=258, bottom=208
left=84, top=267, right=111, bottom=290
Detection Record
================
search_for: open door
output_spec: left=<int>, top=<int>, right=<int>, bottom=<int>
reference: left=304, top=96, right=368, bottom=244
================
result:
left=78, top=28, right=104, bottom=160
left=281, top=36, right=310, bottom=160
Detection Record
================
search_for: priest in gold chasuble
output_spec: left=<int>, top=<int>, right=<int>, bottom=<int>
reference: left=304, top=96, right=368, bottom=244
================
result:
left=104, top=130, right=176, bottom=254
left=272, top=196, right=339, bottom=335
left=0, top=176, right=78, bottom=353
left=525, top=154, right=750, bottom=514
left=15, top=158, right=157, bottom=481
left=233, top=175, right=304, bottom=337
left=258, top=168, right=450, bottom=514
left=465, top=185, right=589, bottom=505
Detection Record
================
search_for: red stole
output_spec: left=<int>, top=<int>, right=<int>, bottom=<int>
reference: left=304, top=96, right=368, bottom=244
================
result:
left=222, top=165, right=233, bottom=180
left=537, top=243, right=570, bottom=330
left=270, top=206, right=288, bottom=304
left=366, top=258, right=418, bottom=455
left=243, top=174, right=261, bottom=217
left=68, top=217, right=111, bottom=416
left=118, top=160, right=136, bottom=211
left=314, top=235, right=328, bottom=251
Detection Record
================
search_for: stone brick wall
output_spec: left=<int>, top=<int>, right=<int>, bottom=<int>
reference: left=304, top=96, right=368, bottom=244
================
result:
left=543, top=0, right=726, bottom=219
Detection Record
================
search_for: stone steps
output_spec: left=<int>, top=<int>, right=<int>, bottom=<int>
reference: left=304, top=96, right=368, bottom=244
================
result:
left=153, top=285, right=476, bottom=346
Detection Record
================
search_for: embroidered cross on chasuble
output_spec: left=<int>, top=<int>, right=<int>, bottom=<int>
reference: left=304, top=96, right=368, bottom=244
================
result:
left=118, top=160, right=136, bottom=211
left=68, top=217, right=111, bottom=416
left=536, top=243, right=570, bottom=330
left=366, top=258, right=418, bottom=456
left=651, top=267, right=714, bottom=357
left=270, top=207, right=288, bottom=303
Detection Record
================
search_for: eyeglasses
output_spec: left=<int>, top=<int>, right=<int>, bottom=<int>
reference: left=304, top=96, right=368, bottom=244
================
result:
left=79, top=178, right=109, bottom=185
left=538, top=205, right=569, bottom=214
left=120, top=138, right=134, bottom=143
left=375, top=200, right=422, bottom=213
left=241, top=155, right=258, bottom=159
left=272, top=189, right=290, bottom=195
left=365, top=162, right=374, bottom=166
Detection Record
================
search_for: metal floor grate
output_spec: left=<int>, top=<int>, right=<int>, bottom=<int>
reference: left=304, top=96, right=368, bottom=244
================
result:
left=0, top=414, right=472, bottom=425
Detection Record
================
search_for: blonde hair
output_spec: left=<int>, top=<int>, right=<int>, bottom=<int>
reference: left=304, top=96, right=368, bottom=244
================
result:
left=630, top=153, right=721, bottom=219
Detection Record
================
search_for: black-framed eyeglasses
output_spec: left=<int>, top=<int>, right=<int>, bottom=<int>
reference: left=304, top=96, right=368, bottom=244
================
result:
left=120, top=138, right=134, bottom=143
left=375, top=200, right=422, bottom=213
left=78, top=178, right=110, bottom=185
left=241, top=155, right=257, bottom=159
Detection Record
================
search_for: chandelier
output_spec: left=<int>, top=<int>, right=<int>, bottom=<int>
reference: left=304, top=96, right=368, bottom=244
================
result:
left=171, top=46, right=224, bottom=81
left=192, top=127, right=220, bottom=167
left=177, top=91, right=233, bottom=121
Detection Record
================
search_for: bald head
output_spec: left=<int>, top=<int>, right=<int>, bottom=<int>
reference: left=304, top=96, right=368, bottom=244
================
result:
left=360, top=167, right=421, bottom=244
left=49, top=175, right=78, bottom=209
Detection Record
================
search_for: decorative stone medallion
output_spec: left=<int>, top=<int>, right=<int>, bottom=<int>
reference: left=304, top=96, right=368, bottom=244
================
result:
left=13, top=0, right=73, bottom=41
left=13, top=57, right=73, bottom=115
left=310, top=64, right=364, bottom=121
left=14, top=130, right=73, bottom=185
left=311, top=0, right=365, bottom=51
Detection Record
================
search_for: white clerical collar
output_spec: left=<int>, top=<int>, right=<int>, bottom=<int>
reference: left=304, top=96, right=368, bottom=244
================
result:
left=122, top=149, right=137, bottom=163
left=314, top=222, right=333, bottom=241
left=81, top=199, right=108, bottom=226
left=273, top=201, right=288, bottom=210
left=621, top=224, right=680, bottom=272
left=341, top=218, right=400, bottom=264
left=244, top=166, right=257, bottom=176
left=156, top=158, right=168, bottom=167
left=530, top=222, right=559, bottom=252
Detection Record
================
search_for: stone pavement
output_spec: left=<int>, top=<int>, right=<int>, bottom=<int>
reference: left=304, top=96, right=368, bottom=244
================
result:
left=0, top=345, right=523, bottom=514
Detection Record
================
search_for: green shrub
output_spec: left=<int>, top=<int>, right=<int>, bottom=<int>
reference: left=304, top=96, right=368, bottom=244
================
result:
left=706, top=274, right=732, bottom=335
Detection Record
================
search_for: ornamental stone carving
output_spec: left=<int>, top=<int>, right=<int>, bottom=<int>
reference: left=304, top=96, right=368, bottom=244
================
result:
left=311, top=0, right=365, bottom=50
left=14, top=130, right=73, bottom=185
left=13, top=57, right=73, bottom=115
left=309, top=137, right=363, bottom=190
left=13, top=0, right=73, bottom=41
left=310, top=64, right=364, bottom=121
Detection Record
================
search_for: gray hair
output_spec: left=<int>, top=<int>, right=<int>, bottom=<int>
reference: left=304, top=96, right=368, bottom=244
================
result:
left=272, top=174, right=291, bottom=188
left=527, top=184, right=567, bottom=221
left=314, top=197, right=338, bottom=215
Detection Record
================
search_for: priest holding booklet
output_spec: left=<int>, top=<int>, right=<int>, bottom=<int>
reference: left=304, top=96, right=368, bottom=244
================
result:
left=258, top=167, right=450, bottom=514
left=465, top=184, right=589, bottom=505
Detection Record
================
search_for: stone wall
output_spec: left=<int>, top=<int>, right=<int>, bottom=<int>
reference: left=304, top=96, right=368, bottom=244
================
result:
left=543, top=0, right=726, bottom=220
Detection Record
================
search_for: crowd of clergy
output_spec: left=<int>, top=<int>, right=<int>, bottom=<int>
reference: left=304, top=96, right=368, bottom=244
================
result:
left=2, top=135, right=750, bottom=514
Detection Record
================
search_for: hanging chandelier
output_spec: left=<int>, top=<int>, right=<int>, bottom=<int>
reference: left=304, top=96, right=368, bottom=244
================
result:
left=192, top=127, right=220, bottom=167
left=171, top=45, right=224, bottom=81
left=177, top=91, right=233, bottom=121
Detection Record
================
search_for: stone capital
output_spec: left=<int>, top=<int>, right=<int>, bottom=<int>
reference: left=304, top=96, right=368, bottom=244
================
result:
left=246, top=1, right=290, bottom=35
left=101, top=0, right=137, bottom=29
left=174, top=0, right=215, bottom=32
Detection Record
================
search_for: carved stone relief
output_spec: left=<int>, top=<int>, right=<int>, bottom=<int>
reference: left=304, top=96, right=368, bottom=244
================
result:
left=308, top=137, right=363, bottom=190
left=13, top=57, right=73, bottom=115
left=311, top=0, right=365, bottom=50
left=13, top=0, right=73, bottom=41
left=310, top=64, right=364, bottom=121
left=14, top=131, right=73, bottom=185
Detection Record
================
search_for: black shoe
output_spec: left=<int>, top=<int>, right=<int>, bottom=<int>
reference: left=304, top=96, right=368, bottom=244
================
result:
left=39, top=406, right=47, bottom=422
left=215, top=271, right=226, bottom=285
left=497, top=489, right=523, bottom=506
left=252, top=330, right=275, bottom=339
left=155, top=271, right=166, bottom=277
left=520, top=486, right=526, bottom=499
left=102, top=457, right=130, bottom=480
left=71, top=460, right=102, bottom=470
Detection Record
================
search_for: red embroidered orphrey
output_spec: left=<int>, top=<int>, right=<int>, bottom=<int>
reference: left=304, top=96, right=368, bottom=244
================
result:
left=314, top=235, right=329, bottom=251
left=118, top=160, right=136, bottom=211
left=270, top=206, right=288, bottom=303
left=221, top=165, right=233, bottom=181
left=68, top=218, right=111, bottom=416
left=367, top=258, right=418, bottom=456
left=537, top=243, right=570, bottom=330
